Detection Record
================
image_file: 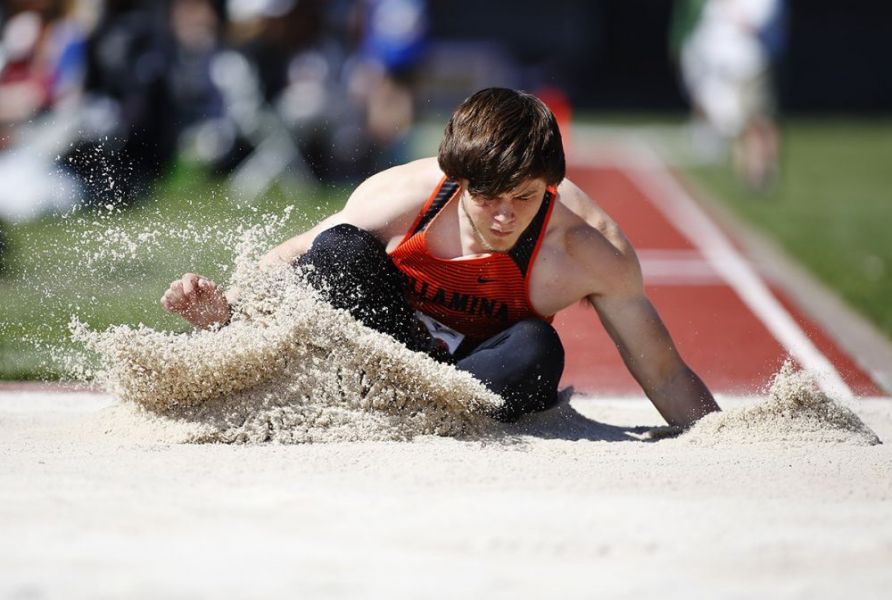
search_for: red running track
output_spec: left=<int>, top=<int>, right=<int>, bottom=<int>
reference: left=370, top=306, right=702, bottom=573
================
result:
left=554, top=161, right=883, bottom=398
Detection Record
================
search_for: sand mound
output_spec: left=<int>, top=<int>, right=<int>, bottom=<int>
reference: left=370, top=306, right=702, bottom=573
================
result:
left=682, top=361, right=881, bottom=446
left=73, top=238, right=503, bottom=444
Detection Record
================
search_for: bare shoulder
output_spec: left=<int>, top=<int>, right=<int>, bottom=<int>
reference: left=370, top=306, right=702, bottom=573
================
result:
left=552, top=179, right=643, bottom=298
left=345, top=157, right=442, bottom=213
left=556, top=179, right=627, bottom=244
left=342, top=157, right=444, bottom=241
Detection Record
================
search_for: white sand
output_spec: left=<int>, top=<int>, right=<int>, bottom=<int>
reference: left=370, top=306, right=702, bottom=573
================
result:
left=1, top=390, right=890, bottom=600
left=7, top=219, right=886, bottom=598
left=69, top=237, right=503, bottom=445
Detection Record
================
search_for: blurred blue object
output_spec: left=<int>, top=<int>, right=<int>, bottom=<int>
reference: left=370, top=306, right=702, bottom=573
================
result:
left=360, top=0, right=428, bottom=73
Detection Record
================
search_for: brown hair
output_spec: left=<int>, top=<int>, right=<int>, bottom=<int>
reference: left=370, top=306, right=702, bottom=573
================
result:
left=437, top=88, right=565, bottom=197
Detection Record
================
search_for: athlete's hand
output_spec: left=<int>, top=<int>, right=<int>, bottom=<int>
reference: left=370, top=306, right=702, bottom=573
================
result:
left=160, top=273, right=231, bottom=329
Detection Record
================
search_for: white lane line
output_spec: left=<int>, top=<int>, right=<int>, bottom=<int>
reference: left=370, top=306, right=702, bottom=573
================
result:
left=596, top=144, right=854, bottom=400
left=638, top=249, right=724, bottom=285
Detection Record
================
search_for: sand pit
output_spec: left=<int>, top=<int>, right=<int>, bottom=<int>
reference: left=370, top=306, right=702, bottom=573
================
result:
left=1, top=387, right=891, bottom=599
left=6, top=217, right=889, bottom=598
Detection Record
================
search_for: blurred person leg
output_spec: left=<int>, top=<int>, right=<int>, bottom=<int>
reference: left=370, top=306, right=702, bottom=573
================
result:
left=736, top=115, right=780, bottom=192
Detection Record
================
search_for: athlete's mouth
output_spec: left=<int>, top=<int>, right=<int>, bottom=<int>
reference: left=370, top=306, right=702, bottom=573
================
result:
left=490, top=229, right=513, bottom=238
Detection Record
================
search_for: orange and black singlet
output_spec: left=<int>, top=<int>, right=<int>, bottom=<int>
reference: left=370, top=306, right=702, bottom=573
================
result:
left=389, top=176, right=556, bottom=344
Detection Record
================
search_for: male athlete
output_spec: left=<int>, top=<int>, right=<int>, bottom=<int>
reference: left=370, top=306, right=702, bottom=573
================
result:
left=162, top=88, right=720, bottom=425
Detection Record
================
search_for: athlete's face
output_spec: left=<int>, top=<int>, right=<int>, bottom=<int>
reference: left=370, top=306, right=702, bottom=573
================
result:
left=460, top=178, right=549, bottom=252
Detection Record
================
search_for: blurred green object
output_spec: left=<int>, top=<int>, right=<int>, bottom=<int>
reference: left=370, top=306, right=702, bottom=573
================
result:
left=0, top=163, right=346, bottom=380
left=687, top=118, right=892, bottom=340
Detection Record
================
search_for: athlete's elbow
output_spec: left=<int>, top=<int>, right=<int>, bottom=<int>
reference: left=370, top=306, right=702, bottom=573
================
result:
left=259, top=248, right=295, bottom=270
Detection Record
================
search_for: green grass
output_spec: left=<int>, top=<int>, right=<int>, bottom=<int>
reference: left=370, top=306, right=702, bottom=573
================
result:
left=0, top=163, right=347, bottom=380
left=685, top=118, right=892, bottom=339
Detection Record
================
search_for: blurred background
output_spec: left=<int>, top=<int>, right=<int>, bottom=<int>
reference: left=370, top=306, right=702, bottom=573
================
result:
left=1, top=0, right=890, bottom=379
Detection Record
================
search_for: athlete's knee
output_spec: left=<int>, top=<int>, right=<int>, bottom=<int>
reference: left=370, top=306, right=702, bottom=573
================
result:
left=512, top=319, right=565, bottom=364
left=301, top=224, right=389, bottom=278
left=310, top=224, right=382, bottom=258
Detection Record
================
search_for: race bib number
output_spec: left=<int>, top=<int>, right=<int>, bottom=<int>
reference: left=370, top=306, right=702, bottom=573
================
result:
left=415, top=311, right=465, bottom=355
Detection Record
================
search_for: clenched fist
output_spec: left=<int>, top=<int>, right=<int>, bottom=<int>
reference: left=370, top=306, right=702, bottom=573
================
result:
left=160, top=273, right=231, bottom=329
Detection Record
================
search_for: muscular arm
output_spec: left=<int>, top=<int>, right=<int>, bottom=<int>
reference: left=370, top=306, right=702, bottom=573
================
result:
left=163, top=158, right=440, bottom=328
left=561, top=181, right=719, bottom=426
left=592, top=288, right=719, bottom=427
left=260, top=158, right=439, bottom=267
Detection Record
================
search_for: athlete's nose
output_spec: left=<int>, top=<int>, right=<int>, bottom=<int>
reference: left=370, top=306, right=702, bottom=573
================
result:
left=493, top=199, right=515, bottom=223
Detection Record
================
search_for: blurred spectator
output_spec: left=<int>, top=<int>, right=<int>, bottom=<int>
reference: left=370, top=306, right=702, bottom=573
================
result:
left=672, top=0, right=787, bottom=191
left=347, top=0, right=428, bottom=171
left=1, top=0, right=228, bottom=220
left=0, top=0, right=92, bottom=223
left=64, top=0, right=174, bottom=206
left=214, top=0, right=428, bottom=195
left=0, top=0, right=431, bottom=218
left=167, top=0, right=240, bottom=171
left=0, top=8, right=51, bottom=143
left=236, top=0, right=354, bottom=182
left=211, top=0, right=335, bottom=197
left=168, top=0, right=225, bottom=133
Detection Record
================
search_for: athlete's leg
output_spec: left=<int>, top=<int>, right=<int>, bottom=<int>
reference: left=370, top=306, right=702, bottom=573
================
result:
left=296, top=224, right=431, bottom=353
left=456, top=319, right=565, bottom=422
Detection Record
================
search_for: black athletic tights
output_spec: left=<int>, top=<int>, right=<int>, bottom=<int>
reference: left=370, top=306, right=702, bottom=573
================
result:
left=296, top=224, right=565, bottom=422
